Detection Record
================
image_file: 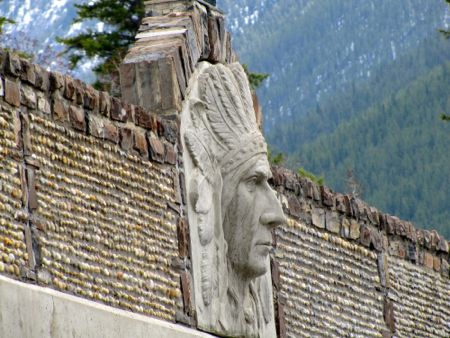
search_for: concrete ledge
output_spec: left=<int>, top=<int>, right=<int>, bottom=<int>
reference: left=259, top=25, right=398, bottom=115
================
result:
left=0, top=275, right=214, bottom=338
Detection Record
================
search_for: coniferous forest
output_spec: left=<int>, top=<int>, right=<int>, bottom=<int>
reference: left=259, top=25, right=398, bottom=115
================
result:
left=220, top=0, right=450, bottom=237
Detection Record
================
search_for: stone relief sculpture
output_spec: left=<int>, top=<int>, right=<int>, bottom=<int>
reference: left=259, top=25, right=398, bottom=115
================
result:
left=182, top=62, right=286, bottom=338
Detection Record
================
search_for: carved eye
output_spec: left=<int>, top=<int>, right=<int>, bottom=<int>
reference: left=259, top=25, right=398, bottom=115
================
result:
left=246, top=175, right=263, bottom=192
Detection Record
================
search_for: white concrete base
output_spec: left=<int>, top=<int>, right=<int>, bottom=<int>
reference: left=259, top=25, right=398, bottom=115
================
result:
left=0, top=275, right=214, bottom=338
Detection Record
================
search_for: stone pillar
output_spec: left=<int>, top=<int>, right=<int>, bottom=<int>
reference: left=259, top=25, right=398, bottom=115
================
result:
left=120, top=0, right=235, bottom=115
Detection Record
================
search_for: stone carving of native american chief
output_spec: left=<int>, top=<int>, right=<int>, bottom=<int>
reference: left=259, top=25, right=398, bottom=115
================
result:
left=182, top=62, right=286, bottom=338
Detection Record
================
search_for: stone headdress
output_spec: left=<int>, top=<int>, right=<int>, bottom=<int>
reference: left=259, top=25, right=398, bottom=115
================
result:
left=184, top=62, right=268, bottom=308
left=185, top=63, right=267, bottom=211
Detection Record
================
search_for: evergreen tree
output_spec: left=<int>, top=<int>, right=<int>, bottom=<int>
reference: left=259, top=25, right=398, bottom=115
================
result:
left=439, top=0, right=450, bottom=39
left=58, top=0, right=145, bottom=96
left=0, top=0, right=14, bottom=35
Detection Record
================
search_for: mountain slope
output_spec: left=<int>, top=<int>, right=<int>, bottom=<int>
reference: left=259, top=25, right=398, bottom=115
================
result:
left=297, top=61, right=450, bottom=237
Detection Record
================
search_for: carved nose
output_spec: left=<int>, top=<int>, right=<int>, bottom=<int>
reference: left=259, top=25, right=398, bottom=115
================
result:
left=260, top=212, right=286, bottom=230
left=260, top=192, right=286, bottom=229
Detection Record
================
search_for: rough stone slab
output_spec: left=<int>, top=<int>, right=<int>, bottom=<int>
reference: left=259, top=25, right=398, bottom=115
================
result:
left=5, top=77, right=20, bottom=107
left=0, top=275, right=214, bottom=338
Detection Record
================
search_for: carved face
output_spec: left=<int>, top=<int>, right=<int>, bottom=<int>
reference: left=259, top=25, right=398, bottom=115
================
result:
left=223, top=155, right=286, bottom=278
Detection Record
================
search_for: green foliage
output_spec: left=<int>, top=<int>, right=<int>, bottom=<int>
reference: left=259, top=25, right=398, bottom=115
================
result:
left=242, top=63, right=269, bottom=90
left=0, top=17, right=14, bottom=34
left=58, top=0, right=145, bottom=95
left=267, top=145, right=285, bottom=165
left=298, top=167, right=324, bottom=186
left=441, top=113, right=450, bottom=121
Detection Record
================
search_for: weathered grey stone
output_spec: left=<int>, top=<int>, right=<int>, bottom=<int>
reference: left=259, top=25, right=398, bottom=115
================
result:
left=68, top=105, right=86, bottom=131
left=49, top=71, right=64, bottom=92
left=182, top=63, right=281, bottom=337
left=4, top=78, right=20, bottom=107
left=133, top=131, right=148, bottom=157
left=111, top=97, right=128, bottom=122
left=119, top=128, right=134, bottom=151
left=312, top=207, right=326, bottom=229
left=37, top=93, right=51, bottom=114
left=52, top=94, right=68, bottom=121
left=20, top=85, right=37, bottom=109
left=149, top=136, right=165, bottom=163
left=325, top=211, right=340, bottom=234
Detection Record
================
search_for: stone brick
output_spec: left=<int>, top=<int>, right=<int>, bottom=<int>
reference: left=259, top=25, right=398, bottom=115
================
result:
left=149, top=136, right=165, bottom=163
left=276, top=299, right=287, bottom=338
left=83, top=85, right=98, bottom=111
left=432, top=256, right=441, bottom=272
left=20, top=85, right=37, bottom=109
left=349, top=219, right=360, bottom=240
left=27, top=168, right=38, bottom=210
left=179, top=171, right=186, bottom=205
left=271, top=259, right=281, bottom=292
left=437, top=236, right=449, bottom=253
left=50, top=72, right=64, bottom=92
left=99, top=91, right=111, bottom=116
left=119, top=128, right=134, bottom=151
left=360, top=225, right=371, bottom=248
left=287, top=195, right=301, bottom=218
left=133, top=131, right=148, bottom=157
left=104, top=121, right=119, bottom=144
left=74, top=79, right=84, bottom=105
left=161, top=119, right=178, bottom=144
left=165, top=143, right=177, bottom=165
left=64, top=75, right=76, bottom=101
left=341, top=218, right=351, bottom=238
left=325, top=211, right=340, bottom=234
left=177, top=217, right=189, bottom=258
left=24, top=226, right=36, bottom=269
left=125, top=104, right=135, bottom=123
left=20, top=59, right=36, bottom=85
left=208, top=16, right=221, bottom=62
left=180, top=271, right=193, bottom=316
left=135, top=107, right=154, bottom=129
left=158, top=58, right=181, bottom=112
left=385, top=215, right=397, bottom=235
left=34, top=65, right=50, bottom=92
left=5, top=52, right=21, bottom=77
left=430, top=230, right=439, bottom=251
left=89, top=115, right=104, bottom=139
left=320, top=186, right=334, bottom=207
left=406, top=243, right=418, bottom=263
left=37, top=93, right=51, bottom=114
left=377, top=253, right=390, bottom=288
left=111, top=97, right=128, bottom=122
left=4, top=78, right=20, bottom=107
left=383, top=298, right=396, bottom=333
left=21, top=114, right=32, bottom=156
left=311, top=207, right=325, bottom=229
left=423, top=230, right=432, bottom=250
left=52, top=95, right=68, bottom=121
left=441, top=259, right=449, bottom=278
left=68, top=105, right=86, bottom=132
left=423, top=252, right=434, bottom=269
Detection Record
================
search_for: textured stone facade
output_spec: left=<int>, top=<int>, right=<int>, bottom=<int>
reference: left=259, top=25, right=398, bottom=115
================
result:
left=1, top=1, right=450, bottom=336
left=0, top=49, right=186, bottom=323
left=271, top=166, right=450, bottom=337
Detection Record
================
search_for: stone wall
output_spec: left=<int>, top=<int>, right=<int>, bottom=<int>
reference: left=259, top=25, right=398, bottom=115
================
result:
left=0, top=1, right=449, bottom=336
left=0, top=49, right=187, bottom=324
left=271, top=166, right=450, bottom=337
